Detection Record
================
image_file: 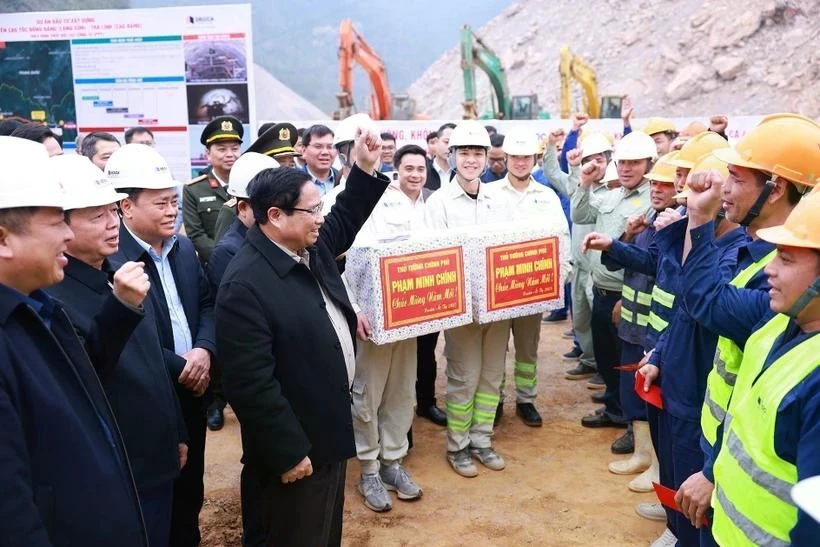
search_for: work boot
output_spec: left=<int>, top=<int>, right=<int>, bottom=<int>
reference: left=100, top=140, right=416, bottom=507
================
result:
left=628, top=442, right=659, bottom=492
left=564, top=362, right=595, bottom=380
left=586, top=373, right=605, bottom=390
left=470, top=446, right=505, bottom=471
left=494, top=402, right=503, bottom=427
left=649, top=528, right=677, bottom=547
left=380, top=462, right=422, bottom=500
left=610, top=429, right=634, bottom=454
left=608, top=420, right=651, bottom=475
left=358, top=473, right=392, bottom=512
left=447, top=448, right=478, bottom=477
left=516, top=403, right=542, bottom=427
left=635, top=501, right=667, bottom=521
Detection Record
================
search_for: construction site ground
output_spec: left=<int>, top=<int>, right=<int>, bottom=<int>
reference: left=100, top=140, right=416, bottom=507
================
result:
left=200, top=320, right=665, bottom=546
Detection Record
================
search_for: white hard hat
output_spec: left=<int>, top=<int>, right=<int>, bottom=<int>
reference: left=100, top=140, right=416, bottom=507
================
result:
left=613, top=131, right=659, bottom=162
left=333, top=113, right=376, bottom=146
left=0, top=136, right=64, bottom=209
left=105, top=143, right=177, bottom=190
left=502, top=126, right=539, bottom=155
left=449, top=120, right=491, bottom=149
left=229, top=152, right=279, bottom=199
left=52, top=155, right=128, bottom=210
left=580, top=132, right=613, bottom=159
left=603, top=160, right=619, bottom=183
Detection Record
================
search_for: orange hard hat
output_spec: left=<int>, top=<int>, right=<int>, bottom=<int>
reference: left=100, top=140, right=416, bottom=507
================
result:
left=670, top=131, right=729, bottom=170
left=713, top=113, right=820, bottom=188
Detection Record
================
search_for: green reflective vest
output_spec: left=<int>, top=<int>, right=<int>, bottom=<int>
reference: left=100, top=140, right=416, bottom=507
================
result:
left=700, top=250, right=777, bottom=446
left=712, top=313, right=820, bottom=546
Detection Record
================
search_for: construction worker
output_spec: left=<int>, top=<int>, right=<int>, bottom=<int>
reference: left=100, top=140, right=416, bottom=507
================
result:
left=46, top=155, right=187, bottom=547
left=212, top=123, right=296, bottom=242
left=638, top=156, right=744, bottom=546
left=584, top=153, right=679, bottom=472
left=679, top=178, right=820, bottom=546
left=672, top=113, right=820, bottom=546
left=668, top=131, right=730, bottom=196
left=642, top=117, right=678, bottom=156
left=183, top=115, right=243, bottom=265
left=490, top=126, right=570, bottom=427
left=425, top=119, right=511, bottom=477
left=346, top=144, right=431, bottom=512
left=0, top=136, right=148, bottom=546
left=572, top=131, right=657, bottom=429
left=543, top=131, right=612, bottom=386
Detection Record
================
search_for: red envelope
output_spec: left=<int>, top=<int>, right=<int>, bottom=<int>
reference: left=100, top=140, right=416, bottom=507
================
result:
left=634, top=371, right=663, bottom=409
left=615, top=362, right=641, bottom=372
left=652, top=482, right=709, bottom=526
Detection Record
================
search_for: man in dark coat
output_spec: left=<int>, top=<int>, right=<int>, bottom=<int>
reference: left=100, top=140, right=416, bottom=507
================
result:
left=0, top=136, right=147, bottom=546
left=215, top=128, right=388, bottom=546
left=46, top=154, right=188, bottom=547
left=106, top=143, right=216, bottom=547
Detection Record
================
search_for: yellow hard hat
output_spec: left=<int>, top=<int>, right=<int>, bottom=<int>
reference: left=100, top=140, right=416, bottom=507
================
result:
left=757, top=184, right=820, bottom=249
left=713, top=113, right=820, bottom=188
left=646, top=152, right=677, bottom=184
left=669, top=131, right=729, bottom=169
left=679, top=121, right=708, bottom=139
left=674, top=154, right=730, bottom=199
left=643, top=117, right=676, bottom=136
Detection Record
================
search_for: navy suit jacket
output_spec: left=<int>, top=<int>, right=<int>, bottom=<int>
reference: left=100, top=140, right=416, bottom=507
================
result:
left=0, top=285, right=147, bottom=546
left=112, top=227, right=216, bottom=385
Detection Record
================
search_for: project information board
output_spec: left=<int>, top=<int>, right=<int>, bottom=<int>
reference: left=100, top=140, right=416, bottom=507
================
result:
left=0, top=4, right=255, bottom=181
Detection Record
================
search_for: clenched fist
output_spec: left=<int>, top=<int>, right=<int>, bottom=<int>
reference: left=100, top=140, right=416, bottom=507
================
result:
left=566, top=149, right=582, bottom=167
left=580, top=161, right=605, bottom=188
left=113, top=261, right=150, bottom=308
left=709, top=115, right=728, bottom=134
left=685, top=170, right=724, bottom=225
left=353, top=128, right=383, bottom=175
left=282, top=456, right=313, bottom=484
left=572, top=113, right=589, bottom=131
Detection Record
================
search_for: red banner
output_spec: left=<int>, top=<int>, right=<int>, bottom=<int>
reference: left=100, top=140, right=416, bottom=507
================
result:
left=485, top=237, right=560, bottom=312
left=380, top=247, right=466, bottom=330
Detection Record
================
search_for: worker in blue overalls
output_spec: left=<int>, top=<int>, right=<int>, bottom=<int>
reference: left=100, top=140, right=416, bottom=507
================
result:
left=657, top=114, right=820, bottom=546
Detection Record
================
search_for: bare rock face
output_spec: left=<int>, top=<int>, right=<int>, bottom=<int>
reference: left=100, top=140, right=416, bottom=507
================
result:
left=665, top=64, right=705, bottom=102
left=407, top=0, right=818, bottom=119
left=708, top=10, right=762, bottom=49
left=713, top=56, right=746, bottom=80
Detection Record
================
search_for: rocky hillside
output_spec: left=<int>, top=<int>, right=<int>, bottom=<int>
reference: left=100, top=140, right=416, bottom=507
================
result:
left=408, top=0, right=819, bottom=119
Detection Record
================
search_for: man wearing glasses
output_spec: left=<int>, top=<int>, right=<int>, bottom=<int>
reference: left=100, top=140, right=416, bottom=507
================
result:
left=300, top=124, right=341, bottom=196
left=216, top=129, right=389, bottom=546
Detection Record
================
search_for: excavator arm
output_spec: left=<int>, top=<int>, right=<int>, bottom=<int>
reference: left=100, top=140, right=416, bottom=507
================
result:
left=460, top=25, right=511, bottom=119
left=336, top=18, right=392, bottom=120
left=559, top=45, right=601, bottom=119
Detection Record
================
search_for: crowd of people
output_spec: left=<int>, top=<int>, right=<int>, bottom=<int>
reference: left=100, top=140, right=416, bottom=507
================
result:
left=0, top=106, right=817, bottom=547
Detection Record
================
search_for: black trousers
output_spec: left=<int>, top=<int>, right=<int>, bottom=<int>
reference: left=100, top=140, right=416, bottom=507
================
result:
left=208, top=360, right=226, bottom=411
left=415, top=331, right=439, bottom=407
left=261, top=460, right=346, bottom=547
left=241, top=463, right=265, bottom=547
left=590, top=288, right=624, bottom=421
left=169, top=391, right=206, bottom=547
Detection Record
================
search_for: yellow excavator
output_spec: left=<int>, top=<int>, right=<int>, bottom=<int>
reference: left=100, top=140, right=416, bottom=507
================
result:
left=559, top=45, right=623, bottom=119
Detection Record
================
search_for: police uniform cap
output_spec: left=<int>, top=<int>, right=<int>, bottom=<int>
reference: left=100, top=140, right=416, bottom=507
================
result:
left=247, top=122, right=300, bottom=158
left=200, top=116, right=244, bottom=146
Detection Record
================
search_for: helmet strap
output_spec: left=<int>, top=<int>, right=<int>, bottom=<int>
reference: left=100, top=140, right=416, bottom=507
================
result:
left=787, top=277, right=820, bottom=319
left=739, top=176, right=777, bottom=227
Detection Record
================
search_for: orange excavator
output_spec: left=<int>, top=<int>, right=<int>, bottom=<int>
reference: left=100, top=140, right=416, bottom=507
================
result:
left=335, top=19, right=424, bottom=120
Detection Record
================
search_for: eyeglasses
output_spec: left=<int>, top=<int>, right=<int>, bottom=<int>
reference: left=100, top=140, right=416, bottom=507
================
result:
left=282, top=202, right=323, bottom=216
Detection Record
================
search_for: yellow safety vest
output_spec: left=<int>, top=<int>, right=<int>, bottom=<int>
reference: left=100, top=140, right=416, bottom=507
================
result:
left=700, top=250, right=777, bottom=446
left=712, top=314, right=820, bottom=546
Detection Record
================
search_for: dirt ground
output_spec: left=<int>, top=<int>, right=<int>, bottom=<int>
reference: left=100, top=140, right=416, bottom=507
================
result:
left=199, top=320, right=664, bottom=546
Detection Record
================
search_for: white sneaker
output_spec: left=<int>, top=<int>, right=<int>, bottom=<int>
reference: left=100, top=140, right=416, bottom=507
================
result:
left=649, top=528, right=677, bottom=547
left=635, top=501, right=666, bottom=521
